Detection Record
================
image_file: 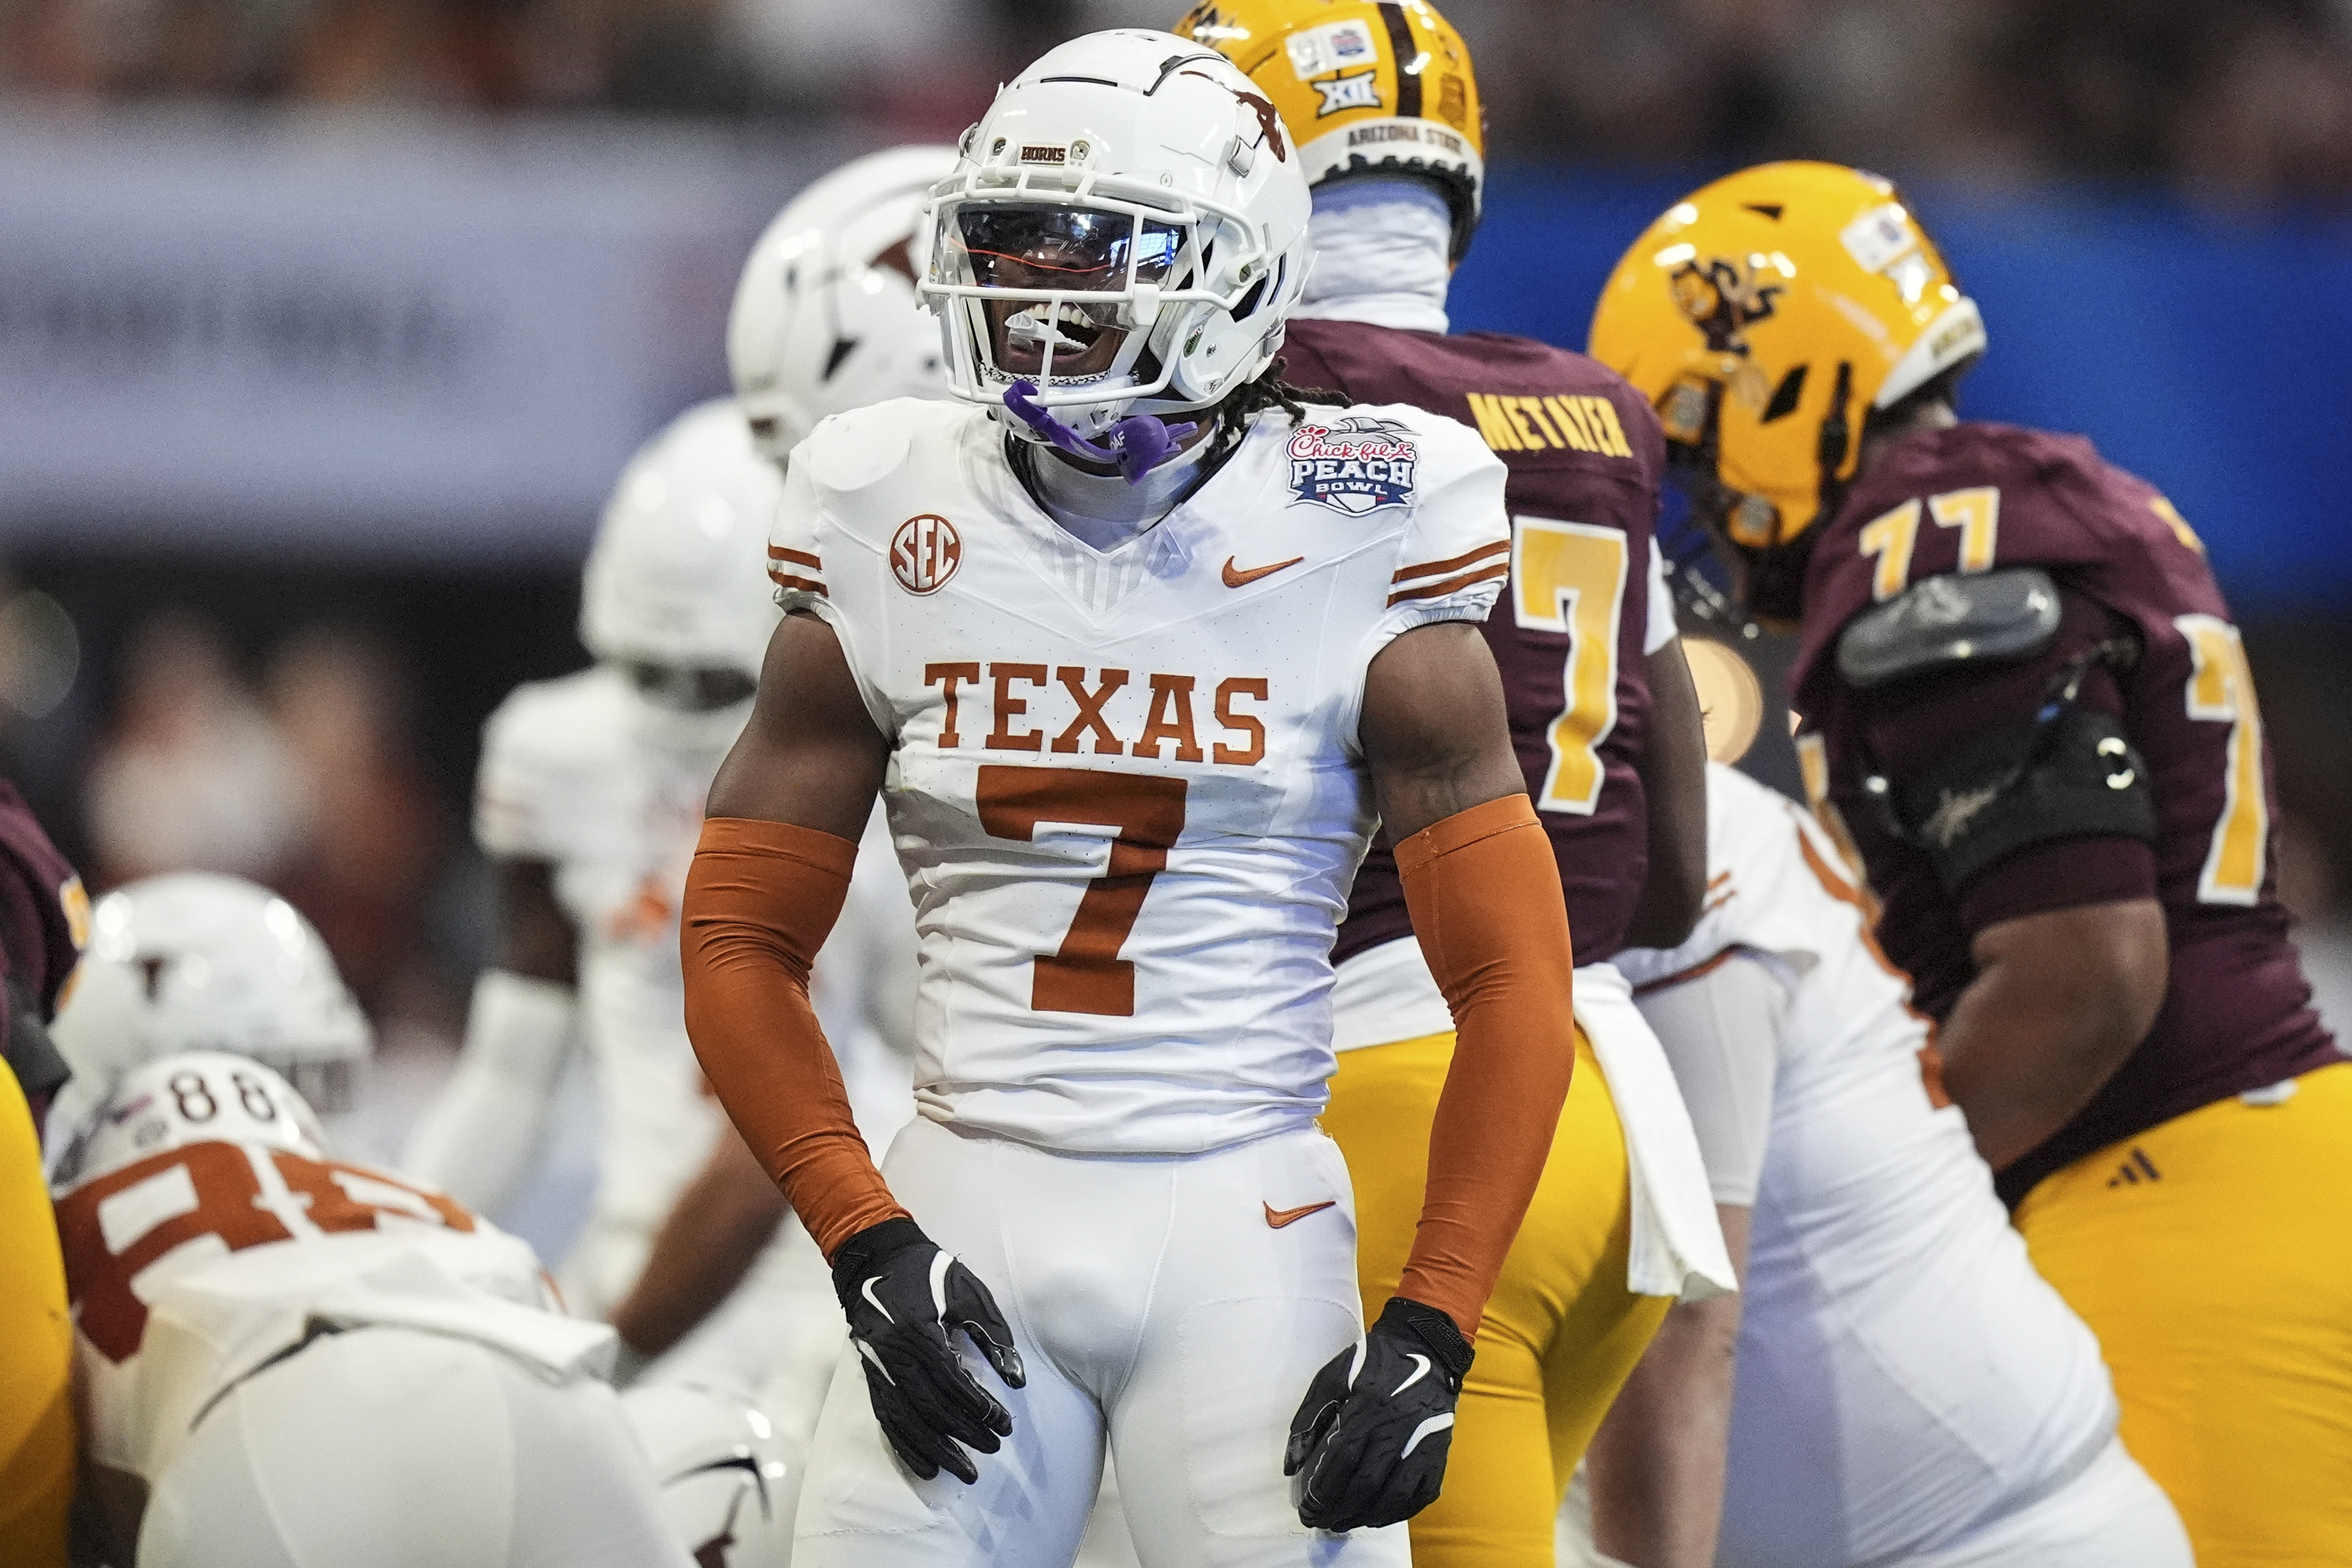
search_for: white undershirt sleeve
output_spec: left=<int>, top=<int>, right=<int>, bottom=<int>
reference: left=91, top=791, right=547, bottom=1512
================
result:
left=1632, top=952, right=1785, bottom=1207
left=401, top=968, right=579, bottom=1213
left=1644, top=537, right=1678, bottom=654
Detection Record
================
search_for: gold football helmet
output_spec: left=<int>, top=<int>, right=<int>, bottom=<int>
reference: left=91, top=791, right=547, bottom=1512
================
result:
left=1589, top=162, right=1985, bottom=578
left=1174, top=0, right=1485, bottom=257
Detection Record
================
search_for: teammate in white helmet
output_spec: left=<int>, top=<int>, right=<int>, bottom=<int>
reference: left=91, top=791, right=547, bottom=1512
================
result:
left=402, top=398, right=910, bottom=1404
left=51, top=1051, right=690, bottom=1568
left=45, top=872, right=371, bottom=1172
left=578, top=148, right=957, bottom=1520
left=730, top=144, right=959, bottom=468
left=684, top=31, right=1580, bottom=1567
left=1564, top=747, right=2192, bottom=1566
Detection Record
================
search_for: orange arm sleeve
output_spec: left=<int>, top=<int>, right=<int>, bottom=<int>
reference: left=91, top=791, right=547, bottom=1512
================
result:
left=681, top=816, right=909, bottom=1260
left=1393, top=794, right=1577, bottom=1338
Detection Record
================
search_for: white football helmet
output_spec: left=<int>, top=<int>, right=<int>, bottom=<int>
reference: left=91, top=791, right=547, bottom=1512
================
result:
left=623, top=1385, right=794, bottom=1568
left=923, top=29, right=1312, bottom=441
left=579, top=398, right=785, bottom=742
left=728, top=145, right=960, bottom=468
left=46, top=873, right=369, bottom=1165
left=53, top=1050, right=327, bottom=1191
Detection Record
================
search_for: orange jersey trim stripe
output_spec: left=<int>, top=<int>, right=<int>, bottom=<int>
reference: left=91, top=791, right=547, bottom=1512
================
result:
left=768, top=545, right=822, bottom=569
left=1387, top=560, right=1509, bottom=607
left=1393, top=538, right=1509, bottom=585
left=767, top=570, right=829, bottom=597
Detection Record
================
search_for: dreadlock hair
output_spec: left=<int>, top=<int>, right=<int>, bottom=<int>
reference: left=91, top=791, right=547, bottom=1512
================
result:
left=1205, top=357, right=1350, bottom=460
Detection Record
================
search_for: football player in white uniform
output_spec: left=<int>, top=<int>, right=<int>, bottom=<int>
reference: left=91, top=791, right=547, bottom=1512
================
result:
left=1566, top=757, right=2192, bottom=1567
left=53, top=1051, right=691, bottom=1568
left=684, top=32, right=1584, bottom=1568
left=585, top=149, right=957, bottom=1474
left=402, top=398, right=911, bottom=1407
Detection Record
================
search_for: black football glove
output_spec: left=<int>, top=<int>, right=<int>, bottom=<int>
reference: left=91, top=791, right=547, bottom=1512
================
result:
left=1285, top=1296, right=1473, bottom=1532
left=831, top=1217, right=1026, bottom=1484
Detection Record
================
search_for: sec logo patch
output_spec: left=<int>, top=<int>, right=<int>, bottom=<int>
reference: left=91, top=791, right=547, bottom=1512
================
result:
left=891, top=514, right=963, bottom=594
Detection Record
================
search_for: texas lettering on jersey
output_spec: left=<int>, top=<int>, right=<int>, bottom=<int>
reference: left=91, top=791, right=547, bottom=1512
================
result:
left=922, top=662, right=1268, bottom=766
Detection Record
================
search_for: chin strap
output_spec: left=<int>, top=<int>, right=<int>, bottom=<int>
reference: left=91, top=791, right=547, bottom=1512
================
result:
left=1004, top=380, right=1197, bottom=486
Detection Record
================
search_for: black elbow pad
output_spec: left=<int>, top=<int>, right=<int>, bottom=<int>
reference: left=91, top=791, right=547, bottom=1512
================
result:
left=1869, top=705, right=2158, bottom=892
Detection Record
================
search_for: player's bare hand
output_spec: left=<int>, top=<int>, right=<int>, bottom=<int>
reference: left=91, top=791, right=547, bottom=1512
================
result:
left=1285, top=1296, right=1472, bottom=1531
left=832, top=1217, right=1026, bottom=1484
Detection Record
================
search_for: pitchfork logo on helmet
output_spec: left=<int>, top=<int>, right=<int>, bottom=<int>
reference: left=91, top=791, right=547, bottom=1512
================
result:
left=922, top=30, right=1311, bottom=445
left=1671, top=257, right=1783, bottom=357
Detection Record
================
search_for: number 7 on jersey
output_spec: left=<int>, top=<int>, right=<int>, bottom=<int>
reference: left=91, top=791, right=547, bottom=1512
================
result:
left=1513, top=516, right=1629, bottom=814
left=977, top=764, right=1189, bottom=1017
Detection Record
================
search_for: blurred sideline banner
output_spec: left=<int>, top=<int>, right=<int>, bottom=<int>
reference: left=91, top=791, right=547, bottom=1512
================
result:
left=1, top=122, right=2346, bottom=605
left=1453, top=170, right=2352, bottom=611
left=0, top=109, right=841, bottom=557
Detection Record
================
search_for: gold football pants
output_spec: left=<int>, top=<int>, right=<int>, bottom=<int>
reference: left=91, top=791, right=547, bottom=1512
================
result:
left=1323, top=1025, right=1669, bottom=1568
left=2014, top=1059, right=2352, bottom=1568
left=0, top=1067, right=74, bottom=1568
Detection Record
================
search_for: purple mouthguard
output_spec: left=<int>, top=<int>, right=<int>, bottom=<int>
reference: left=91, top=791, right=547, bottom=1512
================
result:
left=1004, top=380, right=1198, bottom=486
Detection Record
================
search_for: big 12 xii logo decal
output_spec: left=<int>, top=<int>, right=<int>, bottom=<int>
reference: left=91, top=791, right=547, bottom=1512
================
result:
left=1287, top=418, right=1418, bottom=516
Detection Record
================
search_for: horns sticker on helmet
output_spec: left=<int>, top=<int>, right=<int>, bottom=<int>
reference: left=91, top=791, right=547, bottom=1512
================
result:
left=1182, top=71, right=1289, bottom=159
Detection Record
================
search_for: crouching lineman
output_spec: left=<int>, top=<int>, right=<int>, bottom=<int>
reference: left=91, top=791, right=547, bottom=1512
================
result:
left=51, top=1051, right=692, bottom=1568
left=1175, top=6, right=1731, bottom=1564
left=683, top=31, right=1578, bottom=1566
left=1591, top=161, right=2352, bottom=1565
left=1573, top=757, right=2192, bottom=1567
left=404, top=397, right=915, bottom=1411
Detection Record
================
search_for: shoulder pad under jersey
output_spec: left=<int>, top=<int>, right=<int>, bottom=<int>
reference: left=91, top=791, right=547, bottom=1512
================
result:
left=1836, top=566, right=2062, bottom=690
left=475, top=668, right=635, bottom=860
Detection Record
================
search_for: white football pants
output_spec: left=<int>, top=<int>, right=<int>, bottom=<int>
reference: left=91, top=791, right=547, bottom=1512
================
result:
left=1889, top=1435, right=2192, bottom=1568
left=1556, top=1434, right=2190, bottom=1568
left=793, top=1116, right=1410, bottom=1568
left=138, top=1326, right=690, bottom=1568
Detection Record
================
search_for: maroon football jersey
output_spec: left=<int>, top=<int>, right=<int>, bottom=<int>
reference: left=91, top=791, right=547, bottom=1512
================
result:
left=0, top=778, right=84, bottom=1107
left=1790, top=421, right=2342, bottom=1203
left=1281, top=319, right=1667, bottom=966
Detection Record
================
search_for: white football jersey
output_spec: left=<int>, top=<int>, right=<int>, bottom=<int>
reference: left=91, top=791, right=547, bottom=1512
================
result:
left=1613, top=765, right=2118, bottom=1566
left=772, top=397, right=1507, bottom=1154
left=476, top=667, right=736, bottom=1232
left=54, top=1138, right=607, bottom=1487
left=475, top=667, right=915, bottom=1238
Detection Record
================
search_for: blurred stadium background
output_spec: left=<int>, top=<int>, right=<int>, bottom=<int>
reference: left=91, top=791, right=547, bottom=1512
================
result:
left=3, top=0, right=2348, bottom=1248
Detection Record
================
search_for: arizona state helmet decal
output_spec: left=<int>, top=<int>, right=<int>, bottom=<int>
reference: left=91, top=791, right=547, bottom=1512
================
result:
left=1176, top=0, right=1487, bottom=257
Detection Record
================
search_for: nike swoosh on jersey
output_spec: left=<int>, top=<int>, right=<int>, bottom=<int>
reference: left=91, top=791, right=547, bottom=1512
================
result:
left=1222, top=555, right=1306, bottom=588
left=1263, top=1199, right=1337, bottom=1229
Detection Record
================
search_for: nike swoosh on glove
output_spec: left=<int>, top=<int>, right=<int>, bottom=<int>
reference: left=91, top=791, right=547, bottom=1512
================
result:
left=832, top=1216, right=1026, bottom=1484
left=1285, top=1296, right=1473, bottom=1531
